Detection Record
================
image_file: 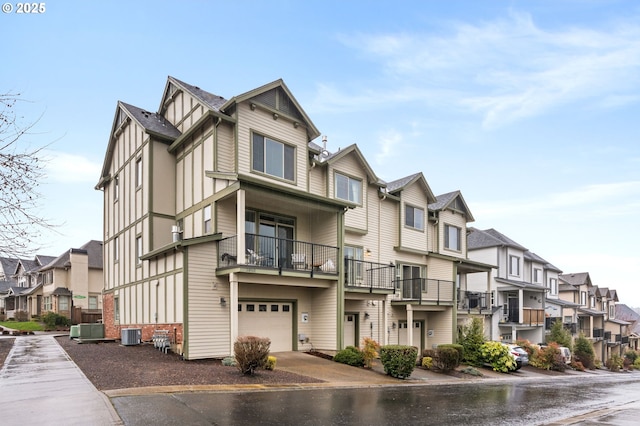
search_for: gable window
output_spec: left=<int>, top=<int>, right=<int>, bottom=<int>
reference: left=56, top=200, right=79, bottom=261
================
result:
left=135, top=158, right=142, bottom=188
left=590, top=296, right=595, bottom=308
left=335, top=173, right=362, bottom=204
left=580, top=291, right=587, bottom=306
left=509, top=255, right=520, bottom=276
left=252, top=133, right=294, bottom=181
left=405, top=205, right=424, bottom=231
left=444, top=225, right=461, bottom=251
left=203, top=205, right=212, bottom=234
left=548, top=278, right=558, bottom=296
left=609, top=304, right=615, bottom=318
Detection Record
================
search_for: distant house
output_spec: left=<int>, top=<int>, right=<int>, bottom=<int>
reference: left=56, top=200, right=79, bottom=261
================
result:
left=2, top=254, right=55, bottom=319
left=39, top=240, right=104, bottom=323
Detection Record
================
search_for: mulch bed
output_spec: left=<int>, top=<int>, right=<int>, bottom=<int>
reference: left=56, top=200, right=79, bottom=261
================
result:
left=0, top=339, right=15, bottom=367
left=56, top=337, right=323, bottom=391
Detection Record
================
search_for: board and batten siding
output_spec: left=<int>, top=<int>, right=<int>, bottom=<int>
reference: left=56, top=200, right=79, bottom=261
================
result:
left=185, top=242, right=230, bottom=359
left=236, top=102, right=309, bottom=190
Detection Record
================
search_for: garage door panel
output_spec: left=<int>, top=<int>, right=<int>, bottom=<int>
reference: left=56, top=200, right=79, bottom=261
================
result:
left=238, top=302, right=293, bottom=352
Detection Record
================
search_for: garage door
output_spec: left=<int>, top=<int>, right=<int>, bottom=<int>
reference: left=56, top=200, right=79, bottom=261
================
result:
left=398, top=321, right=422, bottom=350
left=238, top=301, right=293, bottom=352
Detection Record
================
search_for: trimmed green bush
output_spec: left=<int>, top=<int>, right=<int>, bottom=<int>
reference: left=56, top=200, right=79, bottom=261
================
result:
left=574, top=334, right=596, bottom=370
left=438, top=343, right=464, bottom=364
left=435, top=347, right=460, bottom=371
left=42, top=312, right=70, bottom=329
left=334, top=346, right=365, bottom=367
left=233, top=336, right=270, bottom=375
left=606, top=354, right=623, bottom=372
left=457, top=318, right=486, bottom=367
left=265, top=355, right=277, bottom=371
left=379, top=345, right=418, bottom=379
left=480, top=341, right=516, bottom=372
left=546, top=320, right=573, bottom=351
left=422, top=356, right=433, bottom=369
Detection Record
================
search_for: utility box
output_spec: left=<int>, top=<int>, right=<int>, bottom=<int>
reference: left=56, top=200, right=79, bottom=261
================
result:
left=121, top=328, right=141, bottom=345
left=78, top=323, right=104, bottom=339
left=69, top=325, right=80, bottom=339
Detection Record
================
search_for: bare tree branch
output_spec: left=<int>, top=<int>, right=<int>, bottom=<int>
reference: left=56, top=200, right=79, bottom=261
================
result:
left=0, top=92, right=57, bottom=258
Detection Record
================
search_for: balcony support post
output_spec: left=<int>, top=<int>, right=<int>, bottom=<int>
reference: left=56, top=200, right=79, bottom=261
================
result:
left=236, top=190, right=246, bottom=264
left=229, top=272, right=239, bottom=355
left=406, top=305, right=414, bottom=347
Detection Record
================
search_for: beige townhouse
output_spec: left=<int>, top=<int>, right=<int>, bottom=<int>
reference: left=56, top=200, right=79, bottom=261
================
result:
left=96, top=76, right=483, bottom=359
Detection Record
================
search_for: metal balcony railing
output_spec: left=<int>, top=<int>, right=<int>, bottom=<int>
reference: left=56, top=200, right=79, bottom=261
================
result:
left=593, top=328, right=604, bottom=338
left=394, top=278, right=455, bottom=304
left=458, top=290, right=491, bottom=312
left=344, top=258, right=395, bottom=292
left=218, top=234, right=339, bottom=276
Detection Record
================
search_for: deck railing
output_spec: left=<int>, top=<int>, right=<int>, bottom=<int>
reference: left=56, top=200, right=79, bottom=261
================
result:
left=394, top=278, right=455, bottom=304
left=344, top=258, right=395, bottom=292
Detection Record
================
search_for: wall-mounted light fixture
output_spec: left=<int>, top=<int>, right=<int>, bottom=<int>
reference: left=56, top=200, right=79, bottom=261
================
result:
left=364, top=312, right=370, bottom=320
left=391, top=322, right=396, bottom=329
left=220, top=297, right=227, bottom=307
left=365, top=248, right=372, bottom=257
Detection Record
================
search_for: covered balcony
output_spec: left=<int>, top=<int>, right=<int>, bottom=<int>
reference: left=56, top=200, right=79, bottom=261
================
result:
left=458, top=290, right=491, bottom=313
left=217, top=233, right=339, bottom=278
left=344, top=258, right=395, bottom=293
left=392, top=278, right=455, bottom=305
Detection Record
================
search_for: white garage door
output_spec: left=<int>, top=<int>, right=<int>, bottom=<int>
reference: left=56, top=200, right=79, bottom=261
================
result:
left=398, top=321, right=422, bottom=350
left=238, top=301, right=293, bottom=352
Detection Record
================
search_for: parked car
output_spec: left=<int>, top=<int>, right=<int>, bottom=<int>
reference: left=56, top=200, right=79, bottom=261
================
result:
left=558, top=346, right=572, bottom=365
left=503, top=343, right=529, bottom=370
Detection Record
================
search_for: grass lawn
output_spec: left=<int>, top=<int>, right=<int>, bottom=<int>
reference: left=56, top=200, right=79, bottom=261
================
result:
left=0, top=321, right=45, bottom=332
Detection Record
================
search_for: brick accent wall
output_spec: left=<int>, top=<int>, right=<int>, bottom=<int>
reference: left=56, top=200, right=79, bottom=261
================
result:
left=102, top=292, right=184, bottom=354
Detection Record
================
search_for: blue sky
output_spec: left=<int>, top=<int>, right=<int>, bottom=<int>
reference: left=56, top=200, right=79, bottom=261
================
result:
left=3, top=1, right=639, bottom=306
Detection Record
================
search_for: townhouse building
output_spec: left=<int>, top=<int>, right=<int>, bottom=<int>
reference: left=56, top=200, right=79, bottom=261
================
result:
left=1, top=254, right=55, bottom=319
left=465, top=228, right=549, bottom=344
left=96, top=77, right=482, bottom=359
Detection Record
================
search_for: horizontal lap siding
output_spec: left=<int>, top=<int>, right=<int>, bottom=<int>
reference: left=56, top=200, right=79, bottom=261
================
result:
left=216, top=124, right=235, bottom=173
left=400, top=184, right=428, bottom=252
left=187, top=243, right=230, bottom=359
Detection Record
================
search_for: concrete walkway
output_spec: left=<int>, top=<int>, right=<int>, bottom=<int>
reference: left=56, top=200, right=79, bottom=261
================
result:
left=0, top=334, right=122, bottom=426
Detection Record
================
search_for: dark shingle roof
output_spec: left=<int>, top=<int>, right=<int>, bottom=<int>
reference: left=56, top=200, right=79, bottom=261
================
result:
left=467, top=228, right=528, bottom=251
left=120, top=102, right=181, bottom=140
left=559, top=272, right=591, bottom=287
left=169, top=76, right=228, bottom=111
left=0, top=257, right=19, bottom=277
left=386, top=173, right=422, bottom=193
left=524, top=251, right=562, bottom=273
left=40, top=240, right=103, bottom=271
left=428, top=191, right=458, bottom=211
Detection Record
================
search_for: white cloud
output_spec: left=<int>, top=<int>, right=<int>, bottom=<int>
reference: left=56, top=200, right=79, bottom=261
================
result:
left=44, top=150, right=102, bottom=183
left=331, top=11, right=640, bottom=128
left=374, top=130, right=402, bottom=166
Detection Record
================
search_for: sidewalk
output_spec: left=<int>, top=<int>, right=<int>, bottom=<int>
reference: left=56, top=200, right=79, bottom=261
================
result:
left=0, top=334, right=122, bottom=426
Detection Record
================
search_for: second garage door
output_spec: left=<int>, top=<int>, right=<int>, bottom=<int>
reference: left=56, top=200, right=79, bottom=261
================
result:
left=238, top=301, right=293, bottom=352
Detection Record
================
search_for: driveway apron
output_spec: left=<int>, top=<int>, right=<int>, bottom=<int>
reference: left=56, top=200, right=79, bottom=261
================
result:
left=0, top=334, right=122, bottom=425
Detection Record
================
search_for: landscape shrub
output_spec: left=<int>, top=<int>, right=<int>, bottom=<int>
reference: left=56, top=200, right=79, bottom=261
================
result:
left=606, top=354, right=623, bottom=372
left=460, top=366, right=483, bottom=377
left=265, top=355, right=277, bottom=371
left=221, top=356, right=236, bottom=367
left=571, top=360, right=585, bottom=372
left=422, top=356, right=433, bottom=369
left=334, top=346, right=365, bottom=367
left=13, top=310, right=29, bottom=322
left=41, top=312, right=70, bottom=329
left=379, top=345, right=418, bottom=379
left=546, top=320, right=573, bottom=351
left=624, top=350, right=638, bottom=364
left=233, top=336, right=270, bottom=375
left=634, top=357, right=640, bottom=370
left=480, top=341, right=516, bottom=373
left=530, top=342, right=565, bottom=371
left=515, top=339, right=536, bottom=357
left=573, top=334, right=596, bottom=370
left=434, top=347, right=460, bottom=372
left=361, top=337, right=380, bottom=368
left=438, top=343, right=464, bottom=364
left=457, top=318, right=486, bottom=367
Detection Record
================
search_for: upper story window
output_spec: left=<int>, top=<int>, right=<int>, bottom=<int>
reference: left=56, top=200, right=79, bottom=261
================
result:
left=135, top=158, right=143, bottom=188
left=89, top=296, right=98, bottom=310
left=444, top=224, right=461, bottom=251
left=114, top=236, right=119, bottom=262
left=405, top=205, right=424, bottom=231
left=580, top=291, right=587, bottom=306
left=335, top=173, right=362, bottom=204
left=533, top=268, right=542, bottom=283
left=203, top=205, right=212, bottom=234
left=609, top=303, right=615, bottom=318
left=590, top=296, right=595, bottom=308
left=509, top=255, right=520, bottom=276
left=548, top=278, right=558, bottom=295
left=113, top=175, right=119, bottom=201
left=136, top=236, right=142, bottom=266
left=252, top=133, right=294, bottom=181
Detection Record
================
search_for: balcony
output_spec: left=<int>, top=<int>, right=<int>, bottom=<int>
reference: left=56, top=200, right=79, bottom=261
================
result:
left=344, top=258, right=395, bottom=292
left=393, top=278, right=455, bottom=305
left=592, top=328, right=604, bottom=339
left=501, top=307, right=544, bottom=326
left=564, top=323, right=577, bottom=334
left=458, top=291, right=491, bottom=312
left=217, top=234, right=339, bottom=277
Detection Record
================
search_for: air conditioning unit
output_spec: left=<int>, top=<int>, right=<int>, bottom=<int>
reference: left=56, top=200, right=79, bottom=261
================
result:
left=121, top=328, right=141, bottom=346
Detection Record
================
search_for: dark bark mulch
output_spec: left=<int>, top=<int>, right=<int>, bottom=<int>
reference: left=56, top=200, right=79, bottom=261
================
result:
left=0, top=338, right=15, bottom=367
left=56, top=337, right=323, bottom=391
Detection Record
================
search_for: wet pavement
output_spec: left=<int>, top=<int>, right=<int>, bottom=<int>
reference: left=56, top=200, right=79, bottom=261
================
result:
left=0, top=334, right=122, bottom=425
left=1, top=335, right=640, bottom=425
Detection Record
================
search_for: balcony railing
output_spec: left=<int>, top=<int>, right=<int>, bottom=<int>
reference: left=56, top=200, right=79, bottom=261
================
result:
left=545, top=316, right=561, bottom=330
left=564, top=323, right=577, bottom=334
left=522, top=308, right=545, bottom=326
left=458, top=290, right=491, bottom=312
left=604, top=331, right=612, bottom=340
left=218, top=234, right=339, bottom=276
left=622, top=335, right=629, bottom=344
left=394, top=278, right=455, bottom=304
left=593, top=328, right=604, bottom=339
left=344, top=258, right=395, bottom=292
left=615, top=333, right=622, bottom=343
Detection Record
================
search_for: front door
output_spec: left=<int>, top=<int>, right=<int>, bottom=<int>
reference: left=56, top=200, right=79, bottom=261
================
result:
left=508, top=295, right=519, bottom=322
left=344, top=314, right=357, bottom=347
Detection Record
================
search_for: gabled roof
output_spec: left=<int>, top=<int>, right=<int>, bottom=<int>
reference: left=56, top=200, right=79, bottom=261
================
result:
left=220, top=78, right=320, bottom=141
left=120, top=102, right=181, bottom=140
left=524, top=251, right=562, bottom=273
left=428, top=190, right=474, bottom=222
left=0, top=280, right=12, bottom=294
left=559, top=272, right=592, bottom=287
left=614, top=304, right=640, bottom=334
left=320, top=144, right=383, bottom=188
left=40, top=240, right=104, bottom=271
left=386, top=172, right=436, bottom=204
left=546, top=297, right=580, bottom=308
left=467, top=228, right=528, bottom=251
left=0, top=257, right=19, bottom=277
left=162, top=76, right=228, bottom=112
left=495, top=277, right=547, bottom=292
